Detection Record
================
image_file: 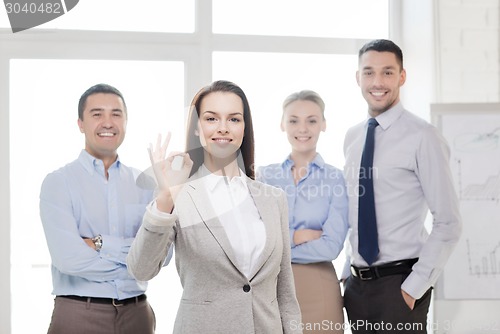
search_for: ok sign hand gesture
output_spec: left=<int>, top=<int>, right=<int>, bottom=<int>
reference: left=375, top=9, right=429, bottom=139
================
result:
left=148, top=132, right=193, bottom=213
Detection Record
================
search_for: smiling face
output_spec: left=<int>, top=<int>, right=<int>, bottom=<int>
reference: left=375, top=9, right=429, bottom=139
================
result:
left=77, top=93, right=127, bottom=163
left=356, top=50, right=406, bottom=117
left=281, top=99, right=326, bottom=155
left=197, top=91, right=245, bottom=162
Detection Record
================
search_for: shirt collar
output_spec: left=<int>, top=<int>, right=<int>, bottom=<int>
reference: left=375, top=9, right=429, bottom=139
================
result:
left=200, top=164, right=247, bottom=193
left=282, top=153, right=325, bottom=171
left=372, top=101, right=404, bottom=131
left=78, top=149, right=121, bottom=176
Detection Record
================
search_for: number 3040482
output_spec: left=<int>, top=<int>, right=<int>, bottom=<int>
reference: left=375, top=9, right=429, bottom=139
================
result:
left=5, top=2, right=62, bottom=14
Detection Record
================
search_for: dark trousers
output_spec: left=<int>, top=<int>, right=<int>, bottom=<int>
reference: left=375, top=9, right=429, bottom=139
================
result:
left=344, top=274, right=432, bottom=334
left=47, top=296, right=156, bottom=334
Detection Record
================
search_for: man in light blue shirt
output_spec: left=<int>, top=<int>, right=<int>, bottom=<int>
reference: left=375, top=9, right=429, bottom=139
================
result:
left=40, top=84, right=168, bottom=334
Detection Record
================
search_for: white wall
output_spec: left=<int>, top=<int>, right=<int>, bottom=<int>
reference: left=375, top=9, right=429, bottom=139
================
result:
left=393, top=1, right=500, bottom=332
left=1, top=1, right=499, bottom=333
left=0, top=50, right=12, bottom=334
left=432, top=0, right=500, bottom=333
left=436, top=0, right=500, bottom=103
left=397, top=0, right=436, bottom=121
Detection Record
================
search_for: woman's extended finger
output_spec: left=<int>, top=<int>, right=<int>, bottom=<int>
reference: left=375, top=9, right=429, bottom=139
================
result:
left=151, top=132, right=172, bottom=162
left=147, top=143, right=155, bottom=165
left=161, top=132, right=172, bottom=155
left=155, top=134, right=165, bottom=160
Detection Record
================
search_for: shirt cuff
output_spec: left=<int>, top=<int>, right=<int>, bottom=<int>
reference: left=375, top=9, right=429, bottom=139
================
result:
left=341, top=259, right=351, bottom=280
left=401, top=271, right=431, bottom=299
left=99, top=234, right=131, bottom=265
left=289, top=229, right=296, bottom=248
left=146, top=201, right=177, bottom=227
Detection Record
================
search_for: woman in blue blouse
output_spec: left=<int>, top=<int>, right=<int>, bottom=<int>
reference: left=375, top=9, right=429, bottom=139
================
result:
left=258, top=90, right=348, bottom=333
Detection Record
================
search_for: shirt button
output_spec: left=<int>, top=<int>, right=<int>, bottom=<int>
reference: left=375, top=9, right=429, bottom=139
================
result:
left=243, top=284, right=251, bottom=292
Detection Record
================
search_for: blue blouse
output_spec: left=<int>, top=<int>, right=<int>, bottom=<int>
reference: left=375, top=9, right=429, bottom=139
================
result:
left=258, top=154, right=349, bottom=264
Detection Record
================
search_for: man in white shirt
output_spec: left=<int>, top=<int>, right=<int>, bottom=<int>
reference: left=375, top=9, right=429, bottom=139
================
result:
left=342, top=39, right=462, bottom=333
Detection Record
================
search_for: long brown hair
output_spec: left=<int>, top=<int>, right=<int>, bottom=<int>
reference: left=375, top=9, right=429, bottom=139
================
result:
left=185, top=80, right=256, bottom=179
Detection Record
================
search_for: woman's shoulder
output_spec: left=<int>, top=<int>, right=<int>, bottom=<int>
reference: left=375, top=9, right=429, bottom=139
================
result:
left=311, top=155, right=344, bottom=182
left=248, top=177, right=286, bottom=197
left=256, top=163, right=284, bottom=175
left=322, top=163, right=344, bottom=176
left=256, top=162, right=290, bottom=184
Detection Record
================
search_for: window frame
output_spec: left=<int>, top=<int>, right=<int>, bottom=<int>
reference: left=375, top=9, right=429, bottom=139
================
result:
left=0, top=0, right=397, bottom=332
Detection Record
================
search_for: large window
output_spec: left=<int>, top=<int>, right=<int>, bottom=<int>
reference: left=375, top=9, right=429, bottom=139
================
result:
left=9, top=59, right=184, bottom=333
left=0, top=0, right=195, bottom=32
left=213, top=52, right=367, bottom=169
left=213, top=0, right=388, bottom=39
left=1, top=1, right=389, bottom=333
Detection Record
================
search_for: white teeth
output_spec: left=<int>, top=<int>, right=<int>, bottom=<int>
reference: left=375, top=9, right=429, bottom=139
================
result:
left=371, top=92, right=386, bottom=96
left=98, top=133, right=115, bottom=137
left=214, top=138, right=230, bottom=142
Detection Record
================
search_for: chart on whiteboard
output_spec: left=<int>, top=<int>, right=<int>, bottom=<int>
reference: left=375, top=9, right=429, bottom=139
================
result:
left=440, top=113, right=500, bottom=299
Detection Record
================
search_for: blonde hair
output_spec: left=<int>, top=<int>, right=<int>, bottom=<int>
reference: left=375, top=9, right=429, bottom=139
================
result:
left=282, top=90, right=325, bottom=120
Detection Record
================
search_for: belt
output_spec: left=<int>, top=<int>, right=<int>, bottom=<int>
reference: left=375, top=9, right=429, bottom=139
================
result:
left=351, top=258, right=418, bottom=281
left=59, top=294, right=147, bottom=306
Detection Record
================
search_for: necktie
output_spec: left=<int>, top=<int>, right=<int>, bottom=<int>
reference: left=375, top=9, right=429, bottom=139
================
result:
left=358, top=118, right=379, bottom=265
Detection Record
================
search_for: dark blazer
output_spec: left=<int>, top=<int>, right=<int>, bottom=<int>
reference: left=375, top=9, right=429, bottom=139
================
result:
left=127, top=172, right=302, bottom=334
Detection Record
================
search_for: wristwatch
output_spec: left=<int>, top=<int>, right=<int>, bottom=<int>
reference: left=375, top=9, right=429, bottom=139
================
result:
left=92, top=234, right=103, bottom=251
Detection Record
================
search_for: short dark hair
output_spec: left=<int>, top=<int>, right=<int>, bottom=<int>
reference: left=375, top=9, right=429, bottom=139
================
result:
left=358, top=39, right=404, bottom=70
left=185, top=80, right=256, bottom=179
left=78, top=83, right=127, bottom=120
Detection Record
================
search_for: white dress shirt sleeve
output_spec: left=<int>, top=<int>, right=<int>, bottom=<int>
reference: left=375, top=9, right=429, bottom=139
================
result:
left=402, top=125, right=462, bottom=298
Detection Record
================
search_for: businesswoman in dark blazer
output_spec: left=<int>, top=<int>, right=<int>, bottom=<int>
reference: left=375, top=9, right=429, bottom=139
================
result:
left=127, top=80, right=302, bottom=333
